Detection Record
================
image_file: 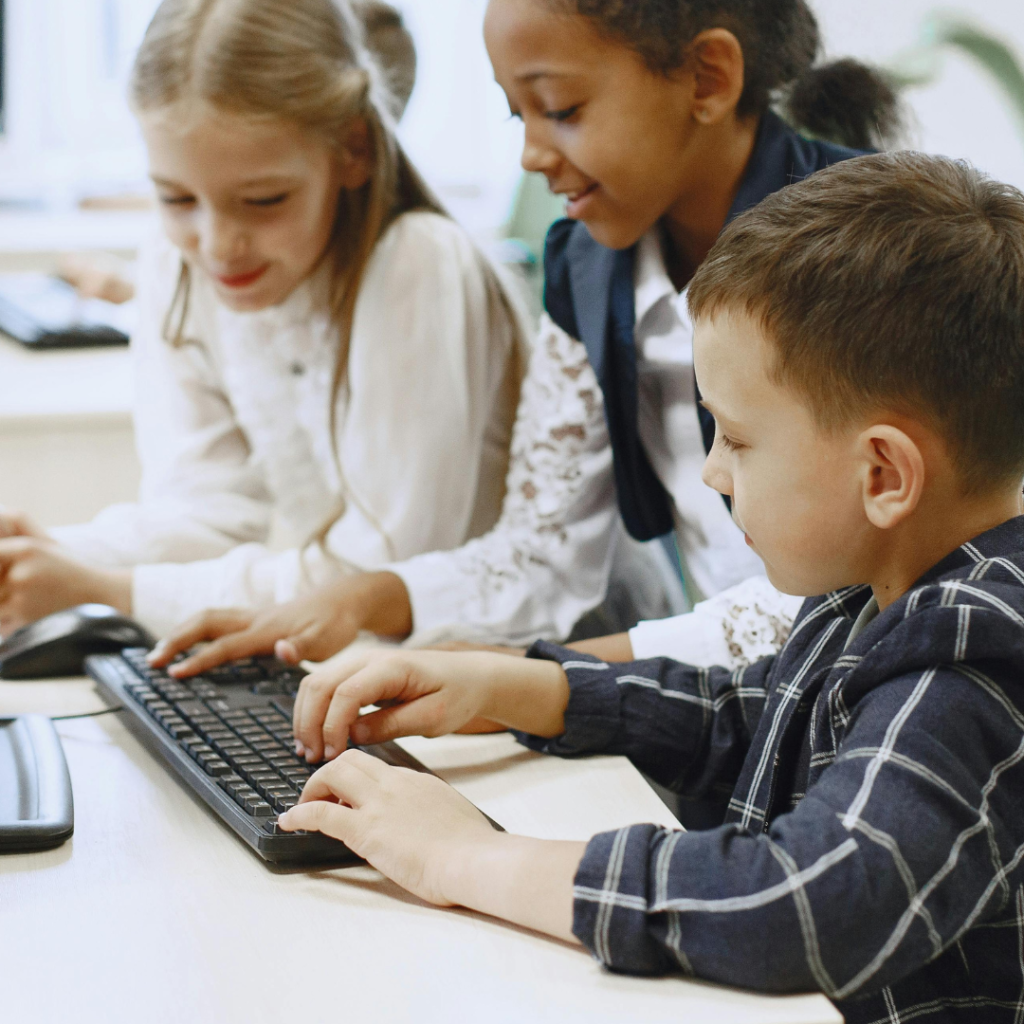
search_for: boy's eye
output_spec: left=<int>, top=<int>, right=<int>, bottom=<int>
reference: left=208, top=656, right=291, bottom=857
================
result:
left=544, top=105, right=581, bottom=123
left=718, top=433, right=745, bottom=453
left=245, top=193, right=290, bottom=207
left=159, top=195, right=195, bottom=207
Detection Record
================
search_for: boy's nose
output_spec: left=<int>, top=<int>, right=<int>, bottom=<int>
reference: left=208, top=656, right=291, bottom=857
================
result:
left=701, top=450, right=733, bottom=499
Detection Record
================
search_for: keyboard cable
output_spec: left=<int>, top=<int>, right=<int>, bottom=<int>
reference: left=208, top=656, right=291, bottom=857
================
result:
left=51, top=706, right=126, bottom=721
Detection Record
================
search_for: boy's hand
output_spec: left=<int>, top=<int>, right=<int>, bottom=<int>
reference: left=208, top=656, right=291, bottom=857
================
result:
left=149, top=571, right=413, bottom=676
left=292, top=648, right=571, bottom=762
left=0, top=537, right=132, bottom=634
left=293, top=649, right=497, bottom=761
left=279, top=748, right=497, bottom=906
left=280, top=748, right=585, bottom=945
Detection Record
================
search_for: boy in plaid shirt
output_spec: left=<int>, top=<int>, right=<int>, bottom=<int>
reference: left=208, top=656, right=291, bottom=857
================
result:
left=280, top=153, right=1024, bottom=1023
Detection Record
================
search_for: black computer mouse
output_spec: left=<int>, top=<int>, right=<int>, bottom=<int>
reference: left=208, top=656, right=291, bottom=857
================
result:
left=0, top=605, right=154, bottom=680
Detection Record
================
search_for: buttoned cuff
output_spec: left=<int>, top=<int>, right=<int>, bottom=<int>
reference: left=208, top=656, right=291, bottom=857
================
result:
left=573, top=824, right=676, bottom=975
left=512, top=640, right=622, bottom=756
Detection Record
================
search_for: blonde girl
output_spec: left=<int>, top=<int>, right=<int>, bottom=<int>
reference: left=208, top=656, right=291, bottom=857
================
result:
left=0, top=0, right=525, bottom=637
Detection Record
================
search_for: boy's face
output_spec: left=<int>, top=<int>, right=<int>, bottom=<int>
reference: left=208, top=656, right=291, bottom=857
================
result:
left=484, top=0, right=708, bottom=250
left=694, top=309, right=874, bottom=597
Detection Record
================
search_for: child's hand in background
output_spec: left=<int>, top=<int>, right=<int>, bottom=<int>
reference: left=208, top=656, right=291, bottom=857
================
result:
left=0, top=535, right=131, bottom=634
left=279, top=748, right=498, bottom=906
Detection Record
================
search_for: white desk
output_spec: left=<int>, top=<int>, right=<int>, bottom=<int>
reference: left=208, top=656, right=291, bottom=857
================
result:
left=0, top=676, right=842, bottom=1024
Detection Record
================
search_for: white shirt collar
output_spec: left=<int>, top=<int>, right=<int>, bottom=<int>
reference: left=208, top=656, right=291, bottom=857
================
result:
left=634, top=228, right=679, bottom=327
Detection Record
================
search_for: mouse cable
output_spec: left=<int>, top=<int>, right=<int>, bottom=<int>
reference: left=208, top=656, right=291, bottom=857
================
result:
left=51, top=706, right=126, bottom=721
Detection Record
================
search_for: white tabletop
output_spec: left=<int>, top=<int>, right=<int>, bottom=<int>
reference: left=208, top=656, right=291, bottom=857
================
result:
left=0, top=333, right=133, bottom=426
left=0, top=677, right=842, bottom=1024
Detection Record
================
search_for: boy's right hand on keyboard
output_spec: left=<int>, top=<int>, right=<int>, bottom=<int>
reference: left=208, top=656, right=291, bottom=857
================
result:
left=292, top=649, right=571, bottom=763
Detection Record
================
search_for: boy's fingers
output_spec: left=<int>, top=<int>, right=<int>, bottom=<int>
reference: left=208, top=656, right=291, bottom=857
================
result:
left=348, top=698, right=442, bottom=747
left=317, top=659, right=433, bottom=758
left=301, top=750, right=380, bottom=806
left=293, top=655, right=377, bottom=760
left=279, top=800, right=356, bottom=841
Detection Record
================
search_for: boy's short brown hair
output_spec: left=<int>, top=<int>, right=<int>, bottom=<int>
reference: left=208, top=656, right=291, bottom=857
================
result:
left=688, top=153, right=1024, bottom=494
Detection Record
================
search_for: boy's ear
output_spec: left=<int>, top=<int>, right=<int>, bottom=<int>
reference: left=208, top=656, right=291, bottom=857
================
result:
left=337, top=116, right=373, bottom=191
left=687, top=29, right=745, bottom=125
left=858, top=425, right=925, bottom=530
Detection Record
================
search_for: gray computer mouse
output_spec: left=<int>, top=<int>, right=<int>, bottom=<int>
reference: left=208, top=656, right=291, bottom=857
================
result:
left=0, top=604, right=154, bottom=680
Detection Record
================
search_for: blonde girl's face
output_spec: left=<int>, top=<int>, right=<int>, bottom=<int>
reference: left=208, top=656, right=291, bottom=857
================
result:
left=141, top=108, right=350, bottom=312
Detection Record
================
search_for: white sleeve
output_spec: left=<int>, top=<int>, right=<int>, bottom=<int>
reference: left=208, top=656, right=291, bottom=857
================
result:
left=130, top=215, right=520, bottom=638
left=628, top=574, right=805, bottom=668
left=50, top=237, right=273, bottom=569
left=393, top=314, right=620, bottom=647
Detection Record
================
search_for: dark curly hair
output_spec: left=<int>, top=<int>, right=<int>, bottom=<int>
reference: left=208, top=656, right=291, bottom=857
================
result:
left=548, top=0, right=904, bottom=150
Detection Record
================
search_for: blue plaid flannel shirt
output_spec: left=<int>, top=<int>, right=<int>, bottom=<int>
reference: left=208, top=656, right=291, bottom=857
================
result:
left=519, top=517, right=1024, bottom=1023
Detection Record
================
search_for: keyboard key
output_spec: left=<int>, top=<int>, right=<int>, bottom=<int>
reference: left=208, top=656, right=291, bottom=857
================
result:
left=244, top=796, right=272, bottom=816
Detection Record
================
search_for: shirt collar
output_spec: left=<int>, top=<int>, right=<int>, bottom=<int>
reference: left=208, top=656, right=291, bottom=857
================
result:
left=633, top=228, right=677, bottom=327
left=915, top=515, right=1024, bottom=587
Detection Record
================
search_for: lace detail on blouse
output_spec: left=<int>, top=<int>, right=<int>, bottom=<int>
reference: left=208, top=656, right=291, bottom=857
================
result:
left=396, top=315, right=620, bottom=644
left=629, top=575, right=805, bottom=668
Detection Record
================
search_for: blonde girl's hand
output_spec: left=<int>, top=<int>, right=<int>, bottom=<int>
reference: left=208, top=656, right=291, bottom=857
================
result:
left=0, top=507, right=48, bottom=541
left=0, top=537, right=132, bottom=634
left=279, top=748, right=498, bottom=907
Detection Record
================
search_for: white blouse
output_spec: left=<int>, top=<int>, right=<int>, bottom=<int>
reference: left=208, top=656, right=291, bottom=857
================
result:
left=52, top=211, right=520, bottom=637
left=393, top=228, right=802, bottom=667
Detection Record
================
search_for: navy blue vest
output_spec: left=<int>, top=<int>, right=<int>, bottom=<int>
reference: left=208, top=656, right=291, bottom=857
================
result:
left=544, top=111, right=865, bottom=542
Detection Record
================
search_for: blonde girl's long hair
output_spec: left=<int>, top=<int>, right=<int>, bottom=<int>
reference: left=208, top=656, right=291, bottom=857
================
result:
left=131, top=0, right=528, bottom=561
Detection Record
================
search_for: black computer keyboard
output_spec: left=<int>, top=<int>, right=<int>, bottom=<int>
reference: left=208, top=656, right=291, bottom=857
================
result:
left=86, top=648, right=446, bottom=867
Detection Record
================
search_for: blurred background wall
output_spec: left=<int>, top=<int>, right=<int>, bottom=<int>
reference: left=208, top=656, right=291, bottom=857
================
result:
left=0, top=0, right=1019, bottom=235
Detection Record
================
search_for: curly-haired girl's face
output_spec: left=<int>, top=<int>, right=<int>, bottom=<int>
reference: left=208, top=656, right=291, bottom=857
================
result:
left=485, top=0, right=728, bottom=250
